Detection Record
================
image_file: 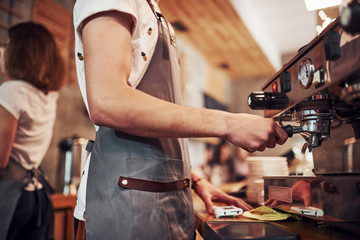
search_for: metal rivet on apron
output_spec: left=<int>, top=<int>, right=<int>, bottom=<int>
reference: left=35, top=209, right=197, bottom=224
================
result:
left=141, top=52, right=147, bottom=61
left=147, top=27, right=152, bottom=35
left=170, top=36, right=177, bottom=47
left=122, top=179, right=128, bottom=186
left=77, top=52, right=84, bottom=61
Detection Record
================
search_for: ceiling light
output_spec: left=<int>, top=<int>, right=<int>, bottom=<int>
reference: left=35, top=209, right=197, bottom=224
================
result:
left=304, top=0, right=342, bottom=11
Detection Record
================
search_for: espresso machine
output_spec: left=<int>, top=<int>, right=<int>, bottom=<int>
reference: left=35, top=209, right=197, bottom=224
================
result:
left=248, top=0, right=360, bottom=228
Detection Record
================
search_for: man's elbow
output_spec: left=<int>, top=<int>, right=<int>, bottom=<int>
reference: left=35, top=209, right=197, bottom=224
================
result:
left=86, top=92, right=135, bottom=130
left=88, top=104, right=107, bottom=126
left=88, top=104, right=132, bottom=130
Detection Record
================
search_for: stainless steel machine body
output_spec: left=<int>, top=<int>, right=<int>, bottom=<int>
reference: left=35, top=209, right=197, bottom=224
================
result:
left=248, top=1, right=360, bottom=224
left=250, top=19, right=360, bottom=174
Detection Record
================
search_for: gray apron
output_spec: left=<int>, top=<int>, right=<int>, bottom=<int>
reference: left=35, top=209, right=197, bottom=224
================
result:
left=85, top=3, right=195, bottom=240
left=0, top=161, right=23, bottom=240
left=0, top=159, right=54, bottom=240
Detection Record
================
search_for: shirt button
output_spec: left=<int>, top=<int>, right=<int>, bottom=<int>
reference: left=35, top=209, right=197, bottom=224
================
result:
left=141, top=52, right=147, bottom=61
left=77, top=52, right=84, bottom=61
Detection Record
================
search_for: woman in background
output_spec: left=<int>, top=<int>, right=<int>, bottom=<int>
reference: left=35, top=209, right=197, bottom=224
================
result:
left=0, top=22, right=65, bottom=240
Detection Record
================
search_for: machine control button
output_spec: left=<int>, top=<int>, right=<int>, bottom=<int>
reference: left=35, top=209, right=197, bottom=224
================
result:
left=280, top=71, right=291, bottom=93
left=313, top=67, right=325, bottom=88
left=272, top=82, right=278, bottom=94
left=340, top=0, right=360, bottom=35
left=324, top=30, right=341, bottom=61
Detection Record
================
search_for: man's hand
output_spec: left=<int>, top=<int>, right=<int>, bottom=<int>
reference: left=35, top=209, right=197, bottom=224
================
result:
left=193, top=178, right=253, bottom=214
left=225, top=113, right=288, bottom=153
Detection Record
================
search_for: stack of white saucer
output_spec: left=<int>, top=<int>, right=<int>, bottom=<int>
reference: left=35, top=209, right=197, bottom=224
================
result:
left=246, top=156, right=289, bottom=205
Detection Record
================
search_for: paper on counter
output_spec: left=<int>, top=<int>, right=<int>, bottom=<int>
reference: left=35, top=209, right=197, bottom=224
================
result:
left=242, top=205, right=291, bottom=221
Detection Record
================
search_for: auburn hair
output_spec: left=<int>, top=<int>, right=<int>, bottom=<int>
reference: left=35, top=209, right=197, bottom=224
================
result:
left=5, top=22, right=65, bottom=94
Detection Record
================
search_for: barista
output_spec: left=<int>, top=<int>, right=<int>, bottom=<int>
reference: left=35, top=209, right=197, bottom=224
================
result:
left=72, top=0, right=288, bottom=239
left=0, top=22, right=65, bottom=240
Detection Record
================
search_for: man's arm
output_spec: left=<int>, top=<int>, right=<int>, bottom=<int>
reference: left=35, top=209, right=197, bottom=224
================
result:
left=0, top=106, right=17, bottom=170
left=81, top=11, right=288, bottom=152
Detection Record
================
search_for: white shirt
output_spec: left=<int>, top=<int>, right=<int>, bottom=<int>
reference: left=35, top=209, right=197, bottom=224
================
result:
left=0, top=80, right=58, bottom=170
left=73, top=0, right=160, bottom=220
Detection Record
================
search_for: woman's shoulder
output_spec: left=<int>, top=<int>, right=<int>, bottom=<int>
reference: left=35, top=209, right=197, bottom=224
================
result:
left=1, top=80, right=37, bottom=93
left=0, top=80, right=58, bottom=101
left=0, top=81, right=29, bottom=119
left=0, top=80, right=24, bottom=92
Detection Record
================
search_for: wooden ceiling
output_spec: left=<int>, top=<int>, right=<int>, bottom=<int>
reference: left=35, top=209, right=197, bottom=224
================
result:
left=159, top=0, right=276, bottom=80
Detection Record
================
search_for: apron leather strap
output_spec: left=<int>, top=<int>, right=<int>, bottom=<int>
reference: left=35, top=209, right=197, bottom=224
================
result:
left=118, top=176, right=190, bottom=192
left=86, top=140, right=94, bottom=153
left=146, top=0, right=161, bottom=21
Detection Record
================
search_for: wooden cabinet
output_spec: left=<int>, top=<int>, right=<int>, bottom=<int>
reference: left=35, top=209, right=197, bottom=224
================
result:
left=51, top=194, right=85, bottom=240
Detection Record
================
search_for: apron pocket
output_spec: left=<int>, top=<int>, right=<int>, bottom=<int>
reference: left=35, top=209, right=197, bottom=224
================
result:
left=126, top=156, right=185, bottom=181
left=123, top=156, right=192, bottom=240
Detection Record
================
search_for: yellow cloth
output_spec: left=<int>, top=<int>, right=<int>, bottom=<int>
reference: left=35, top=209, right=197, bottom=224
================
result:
left=242, top=206, right=291, bottom=221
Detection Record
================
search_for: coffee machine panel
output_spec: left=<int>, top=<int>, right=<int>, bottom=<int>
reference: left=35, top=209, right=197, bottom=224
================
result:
left=248, top=5, right=360, bottom=175
left=248, top=1, right=360, bottom=223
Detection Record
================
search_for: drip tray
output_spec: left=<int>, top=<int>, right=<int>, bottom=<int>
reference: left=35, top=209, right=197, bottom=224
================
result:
left=205, top=222, right=300, bottom=240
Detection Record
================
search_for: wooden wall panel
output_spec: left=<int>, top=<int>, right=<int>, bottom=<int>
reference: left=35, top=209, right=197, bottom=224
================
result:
left=32, top=0, right=75, bottom=85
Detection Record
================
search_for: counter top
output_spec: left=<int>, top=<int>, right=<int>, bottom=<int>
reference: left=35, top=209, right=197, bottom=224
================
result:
left=51, top=193, right=85, bottom=240
left=51, top=193, right=77, bottom=208
left=193, top=182, right=359, bottom=240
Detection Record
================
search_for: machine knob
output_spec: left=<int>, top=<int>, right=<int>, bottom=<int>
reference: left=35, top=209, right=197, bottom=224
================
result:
left=248, top=92, right=289, bottom=110
left=340, top=0, right=360, bottom=35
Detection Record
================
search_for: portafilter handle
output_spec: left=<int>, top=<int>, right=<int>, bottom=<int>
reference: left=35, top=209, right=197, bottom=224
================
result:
left=281, top=125, right=317, bottom=153
left=281, top=125, right=304, bottom=137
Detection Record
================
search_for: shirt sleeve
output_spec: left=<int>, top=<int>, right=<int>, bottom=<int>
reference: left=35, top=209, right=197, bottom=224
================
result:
left=0, top=82, right=23, bottom=119
left=73, top=0, right=139, bottom=39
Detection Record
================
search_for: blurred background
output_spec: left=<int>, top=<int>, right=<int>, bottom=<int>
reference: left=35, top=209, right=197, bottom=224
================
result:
left=0, top=0, right=343, bottom=192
